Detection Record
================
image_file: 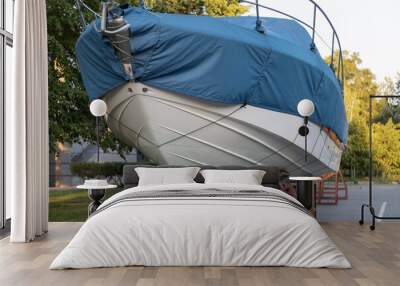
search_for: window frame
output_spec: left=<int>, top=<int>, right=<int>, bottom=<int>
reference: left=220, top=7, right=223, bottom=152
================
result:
left=0, top=0, right=14, bottom=230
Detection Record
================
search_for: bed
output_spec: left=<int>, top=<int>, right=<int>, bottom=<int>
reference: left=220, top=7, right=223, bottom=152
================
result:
left=50, top=165, right=350, bottom=269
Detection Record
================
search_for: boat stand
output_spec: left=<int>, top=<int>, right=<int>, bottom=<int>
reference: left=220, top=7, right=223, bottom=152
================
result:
left=359, top=95, right=400, bottom=230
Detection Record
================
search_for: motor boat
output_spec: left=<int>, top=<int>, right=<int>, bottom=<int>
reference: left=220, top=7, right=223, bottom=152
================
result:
left=76, top=1, right=348, bottom=175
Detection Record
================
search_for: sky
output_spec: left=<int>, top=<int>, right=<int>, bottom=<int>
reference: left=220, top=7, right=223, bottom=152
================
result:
left=250, top=0, right=400, bottom=82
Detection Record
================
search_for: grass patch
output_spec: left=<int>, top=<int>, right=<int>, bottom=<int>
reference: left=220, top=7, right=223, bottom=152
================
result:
left=49, top=188, right=121, bottom=222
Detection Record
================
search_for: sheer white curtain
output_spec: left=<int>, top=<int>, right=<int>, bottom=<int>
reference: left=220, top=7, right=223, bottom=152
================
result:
left=8, top=0, right=49, bottom=242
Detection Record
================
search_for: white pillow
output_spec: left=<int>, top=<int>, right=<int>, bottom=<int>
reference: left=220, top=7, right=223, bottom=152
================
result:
left=135, top=167, right=201, bottom=186
left=200, top=169, right=266, bottom=185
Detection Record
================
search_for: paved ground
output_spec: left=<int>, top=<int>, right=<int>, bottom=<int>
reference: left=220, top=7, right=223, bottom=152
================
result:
left=317, top=182, right=400, bottom=222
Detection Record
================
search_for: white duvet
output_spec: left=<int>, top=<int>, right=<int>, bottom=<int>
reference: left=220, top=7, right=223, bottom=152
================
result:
left=50, top=183, right=350, bottom=269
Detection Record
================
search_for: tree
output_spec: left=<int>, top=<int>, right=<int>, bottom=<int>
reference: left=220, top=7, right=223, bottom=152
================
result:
left=372, top=120, right=400, bottom=178
left=137, top=0, right=247, bottom=15
left=340, top=119, right=369, bottom=179
left=330, top=51, right=400, bottom=180
left=377, top=73, right=400, bottom=124
left=328, top=52, right=378, bottom=176
left=47, top=0, right=128, bottom=156
left=47, top=0, right=247, bottom=157
left=204, top=0, right=248, bottom=16
left=336, top=52, right=378, bottom=122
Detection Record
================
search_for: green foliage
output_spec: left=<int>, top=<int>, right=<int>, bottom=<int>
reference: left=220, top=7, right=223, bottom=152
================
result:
left=203, top=0, right=248, bottom=16
left=47, top=1, right=91, bottom=150
left=340, top=119, right=369, bottom=179
left=70, top=162, right=125, bottom=185
left=376, top=73, right=400, bottom=124
left=370, top=74, right=400, bottom=179
left=70, top=161, right=153, bottom=185
left=372, top=120, right=400, bottom=179
left=328, top=52, right=378, bottom=177
left=339, top=51, right=378, bottom=122
left=132, top=0, right=247, bottom=16
left=329, top=52, right=400, bottom=180
left=47, top=0, right=247, bottom=158
left=47, top=0, right=132, bottom=157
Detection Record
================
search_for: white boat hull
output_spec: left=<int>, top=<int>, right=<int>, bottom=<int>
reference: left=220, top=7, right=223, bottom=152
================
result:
left=103, top=82, right=343, bottom=176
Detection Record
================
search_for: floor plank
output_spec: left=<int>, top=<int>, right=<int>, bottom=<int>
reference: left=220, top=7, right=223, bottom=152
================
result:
left=0, top=222, right=399, bottom=286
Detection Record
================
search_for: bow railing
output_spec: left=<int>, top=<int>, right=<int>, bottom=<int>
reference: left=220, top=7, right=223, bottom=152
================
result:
left=75, top=0, right=344, bottom=91
left=240, top=0, right=344, bottom=90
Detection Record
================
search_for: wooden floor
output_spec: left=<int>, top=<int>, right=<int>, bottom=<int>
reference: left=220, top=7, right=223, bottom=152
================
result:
left=0, top=222, right=399, bottom=286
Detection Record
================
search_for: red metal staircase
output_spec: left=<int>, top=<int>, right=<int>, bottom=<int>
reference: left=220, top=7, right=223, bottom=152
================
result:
left=316, top=171, right=348, bottom=205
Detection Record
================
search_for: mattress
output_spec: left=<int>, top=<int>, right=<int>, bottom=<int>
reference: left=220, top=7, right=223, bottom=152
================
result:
left=50, top=183, right=350, bottom=269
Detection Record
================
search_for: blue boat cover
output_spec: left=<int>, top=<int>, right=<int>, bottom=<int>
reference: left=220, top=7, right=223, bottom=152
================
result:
left=76, top=6, right=348, bottom=143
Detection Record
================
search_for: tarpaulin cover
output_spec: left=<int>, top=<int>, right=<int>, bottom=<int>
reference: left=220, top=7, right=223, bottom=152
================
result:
left=76, top=6, right=348, bottom=143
